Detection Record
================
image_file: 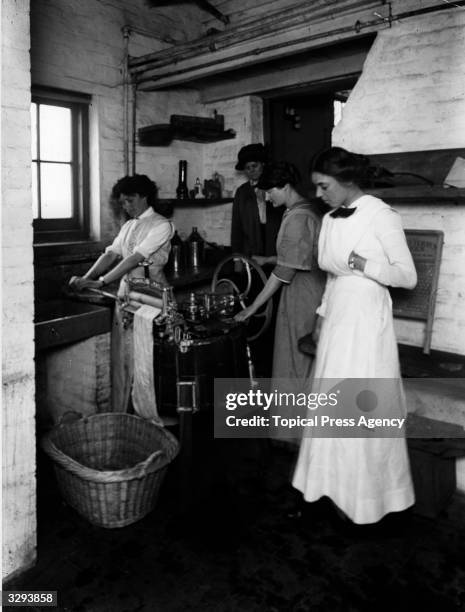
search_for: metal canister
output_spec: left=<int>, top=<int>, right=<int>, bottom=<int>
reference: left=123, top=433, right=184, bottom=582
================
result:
left=187, top=227, right=204, bottom=270
left=167, top=230, right=185, bottom=276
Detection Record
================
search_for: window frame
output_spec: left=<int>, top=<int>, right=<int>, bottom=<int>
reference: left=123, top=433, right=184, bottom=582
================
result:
left=31, top=87, right=91, bottom=243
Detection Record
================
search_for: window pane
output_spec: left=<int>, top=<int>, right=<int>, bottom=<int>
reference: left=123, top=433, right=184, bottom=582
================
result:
left=31, top=103, right=37, bottom=159
left=39, top=105, right=72, bottom=162
left=333, top=100, right=345, bottom=128
left=40, top=163, right=72, bottom=218
left=32, top=162, right=38, bottom=218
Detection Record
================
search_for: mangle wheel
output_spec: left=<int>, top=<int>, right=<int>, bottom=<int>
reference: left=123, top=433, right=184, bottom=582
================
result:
left=211, top=253, right=273, bottom=342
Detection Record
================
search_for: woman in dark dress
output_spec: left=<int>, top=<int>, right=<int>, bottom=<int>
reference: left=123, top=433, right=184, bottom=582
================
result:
left=235, top=161, right=325, bottom=379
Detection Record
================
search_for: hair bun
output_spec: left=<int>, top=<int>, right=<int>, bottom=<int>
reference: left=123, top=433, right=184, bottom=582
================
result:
left=312, top=147, right=371, bottom=186
left=257, top=160, right=301, bottom=190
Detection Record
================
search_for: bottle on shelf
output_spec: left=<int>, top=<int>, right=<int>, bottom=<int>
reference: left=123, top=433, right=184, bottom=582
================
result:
left=176, top=160, right=189, bottom=199
left=194, top=177, right=202, bottom=198
left=187, top=226, right=204, bottom=270
left=213, top=172, right=224, bottom=197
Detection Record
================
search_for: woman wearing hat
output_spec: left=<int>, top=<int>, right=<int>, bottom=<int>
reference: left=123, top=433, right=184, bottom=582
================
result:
left=231, top=143, right=284, bottom=262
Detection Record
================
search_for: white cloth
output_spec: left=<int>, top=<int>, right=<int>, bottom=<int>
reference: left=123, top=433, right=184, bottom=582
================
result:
left=250, top=180, right=267, bottom=224
left=292, top=195, right=417, bottom=524
left=109, top=207, right=173, bottom=412
left=132, top=305, right=162, bottom=422
left=255, top=188, right=267, bottom=224
left=106, top=207, right=174, bottom=296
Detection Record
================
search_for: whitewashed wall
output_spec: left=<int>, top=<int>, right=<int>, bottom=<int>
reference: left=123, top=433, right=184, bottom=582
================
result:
left=333, top=10, right=465, bottom=491
left=136, top=89, right=205, bottom=201
left=333, top=10, right=465, bottom=356
left=168, top=95, right=264, bottom=243
left=2, top=0, right=37, bottom=580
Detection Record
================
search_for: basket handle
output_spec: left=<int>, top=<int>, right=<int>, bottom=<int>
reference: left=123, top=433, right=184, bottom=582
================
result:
left=133, top=449, right=165, bottom=477
left=58, top=411, right=84, bottom=426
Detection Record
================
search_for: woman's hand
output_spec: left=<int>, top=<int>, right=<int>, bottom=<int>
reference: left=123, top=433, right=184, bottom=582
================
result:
left=252, top=255, right=268, bottom=266
left=312, top=315, right=323, bottom=344
left=252, top=255, right=276, bottom=267
left=69, top=276, right=101, bottom=292
left=348, top=250, right=367, bottom=272
left=69, top=276, right=86, bottom=291
left=234, top=305, right=256, bottom=322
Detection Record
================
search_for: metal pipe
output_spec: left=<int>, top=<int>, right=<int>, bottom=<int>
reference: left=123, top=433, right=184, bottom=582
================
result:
left=122, top=26, right=130, bottom=176
left=121, top=23, right=177, bottom=45
left=137, top=18, right=385, bottom=86
left=129, top=0, right=375, bottom=71
left=131, top=83, right=137, bottom=175
left=135, top=0, right=465, bottom=89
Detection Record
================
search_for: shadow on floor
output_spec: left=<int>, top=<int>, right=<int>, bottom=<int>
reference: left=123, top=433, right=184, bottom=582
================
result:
left=4, top=439, right=465, bottom=612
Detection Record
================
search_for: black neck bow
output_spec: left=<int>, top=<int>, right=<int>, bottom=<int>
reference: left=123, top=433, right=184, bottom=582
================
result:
left=330, top=207, right=357, bottom=219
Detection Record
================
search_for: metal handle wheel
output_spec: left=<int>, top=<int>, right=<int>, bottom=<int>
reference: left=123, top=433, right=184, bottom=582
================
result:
left=211, top=253, right=273, bottom=342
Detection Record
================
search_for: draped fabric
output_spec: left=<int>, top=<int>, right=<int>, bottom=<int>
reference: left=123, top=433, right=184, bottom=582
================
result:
left=109, top=208, right=173, bottom=413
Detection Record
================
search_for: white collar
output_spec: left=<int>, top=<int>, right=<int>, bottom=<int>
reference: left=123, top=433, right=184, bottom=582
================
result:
left=135, top=207, right=155, bottom=220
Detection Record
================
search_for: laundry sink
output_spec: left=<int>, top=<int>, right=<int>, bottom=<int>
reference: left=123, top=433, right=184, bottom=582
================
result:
left=35, top=299, right=112, bottom=350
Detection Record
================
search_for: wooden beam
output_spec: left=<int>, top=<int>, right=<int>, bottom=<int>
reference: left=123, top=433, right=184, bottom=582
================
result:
left=198, top=41, right=370, bottom=102
left=195, top=0, right=229, bottom=25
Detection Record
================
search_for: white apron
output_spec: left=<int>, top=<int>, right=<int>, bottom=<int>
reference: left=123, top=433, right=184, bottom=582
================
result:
left=292, top=196, right=415, bottom=524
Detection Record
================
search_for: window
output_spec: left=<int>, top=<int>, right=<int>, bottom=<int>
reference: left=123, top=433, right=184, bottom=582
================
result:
left=333, top=89, right=351, bottom=131
left=31, top=88, right=91, bottom=242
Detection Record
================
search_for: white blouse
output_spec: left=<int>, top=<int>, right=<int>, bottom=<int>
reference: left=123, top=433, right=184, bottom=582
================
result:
left=317, top=195, right=417, bottom=316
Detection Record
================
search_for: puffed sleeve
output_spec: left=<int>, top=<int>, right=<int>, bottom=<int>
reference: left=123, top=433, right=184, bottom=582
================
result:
left=135, top=219, right=174, bottom=258
left=363, top=208, right=417, bottom=289
left=276, top=212, right=319, bottom=270
left=105, top=222, right=128, bottom=256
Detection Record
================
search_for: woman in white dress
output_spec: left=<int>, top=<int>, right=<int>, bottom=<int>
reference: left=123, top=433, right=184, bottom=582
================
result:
left=292, top=147, right=417, bottom=525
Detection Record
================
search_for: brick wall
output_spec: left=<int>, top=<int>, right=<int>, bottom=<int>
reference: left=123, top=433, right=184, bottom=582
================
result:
left=333, top=11, right=465, bottom=355
left=36, top=334, right=111, bottom=429
left=2, top=0, right=36, bottom=579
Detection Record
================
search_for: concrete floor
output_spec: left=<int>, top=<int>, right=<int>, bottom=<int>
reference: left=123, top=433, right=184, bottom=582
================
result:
left=5, top=438, right=465, bottom=612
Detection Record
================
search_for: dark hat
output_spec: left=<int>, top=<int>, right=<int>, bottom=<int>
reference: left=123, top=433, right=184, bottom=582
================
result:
left=235, top=143, right=267, bottom=171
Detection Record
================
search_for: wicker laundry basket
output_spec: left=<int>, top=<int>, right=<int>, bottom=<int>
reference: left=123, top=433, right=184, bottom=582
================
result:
left=41, top=412, right=179, bottom=528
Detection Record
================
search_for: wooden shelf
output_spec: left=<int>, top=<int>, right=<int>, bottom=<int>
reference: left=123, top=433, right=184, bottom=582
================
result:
left=308, top=187, right=465, bottom=206
left=365, top=186, right=465, bottom=205
left=159, top=198, right=233, bottom=207
left=138, top=123, right=236, bottom=146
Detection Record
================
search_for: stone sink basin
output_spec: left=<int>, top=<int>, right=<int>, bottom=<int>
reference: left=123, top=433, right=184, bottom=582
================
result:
left=35, top=299, right=112, bottom=351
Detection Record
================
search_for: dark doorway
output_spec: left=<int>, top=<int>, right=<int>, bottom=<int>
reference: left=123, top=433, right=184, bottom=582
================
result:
left=263, top=80, right=355, bottom=200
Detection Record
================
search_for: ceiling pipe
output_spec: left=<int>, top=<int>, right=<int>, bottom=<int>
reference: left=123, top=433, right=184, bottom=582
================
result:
left=129, top=0, right=374, bottom=72
left=122, top=26, right=131, bottom=176
left=132, top=0, right=465, bottom=90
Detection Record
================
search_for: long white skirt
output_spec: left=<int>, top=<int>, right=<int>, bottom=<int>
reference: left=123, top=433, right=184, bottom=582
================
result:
left=292, top=275, right=414, bottom=524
